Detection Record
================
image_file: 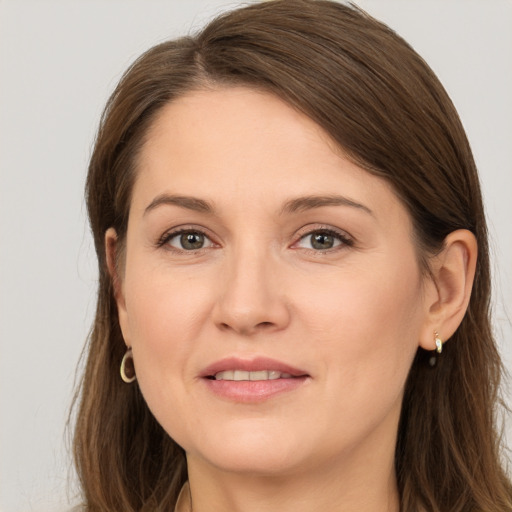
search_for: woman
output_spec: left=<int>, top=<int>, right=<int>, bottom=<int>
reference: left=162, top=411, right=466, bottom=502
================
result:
left=73, top=0, right=512, bottom=510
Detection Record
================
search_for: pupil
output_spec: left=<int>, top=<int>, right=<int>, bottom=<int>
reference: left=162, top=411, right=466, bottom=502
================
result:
left=311, top=233, right=334, bottom=250
left=181, top=232, right=204, bottom=250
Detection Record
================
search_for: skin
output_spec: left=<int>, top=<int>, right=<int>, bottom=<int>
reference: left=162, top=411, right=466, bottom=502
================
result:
left=107, top=87, right=477, bottom=512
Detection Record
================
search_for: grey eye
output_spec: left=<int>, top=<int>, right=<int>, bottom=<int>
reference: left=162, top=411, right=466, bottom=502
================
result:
left=167, top=231, right=213, bottom=250
left=181, top=232, right=204, bottom=250
left=296, top=230, right=344, bottom=250
left=310, top=232, right=336, bottom=250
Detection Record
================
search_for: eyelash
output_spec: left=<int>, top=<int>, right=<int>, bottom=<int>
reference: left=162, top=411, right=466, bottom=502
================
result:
left=294, top=227, right=354, bottom=253
left=156, top=227, right=216, bottom=251
left=156, top=226, right=354, bottom=253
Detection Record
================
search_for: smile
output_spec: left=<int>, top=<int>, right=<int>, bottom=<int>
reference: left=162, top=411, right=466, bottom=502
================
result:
left=212, top=370, right=295, bottom=381
left=201, top=357, right=310, bottom=403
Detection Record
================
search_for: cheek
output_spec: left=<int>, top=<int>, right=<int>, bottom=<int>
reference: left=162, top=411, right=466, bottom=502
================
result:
left=284, top=257, right=425, bottom=455
left=122, top=261, right=214, bottom=405
left=124, top=249, right=213, bottom=338
left=301, top=255, right=424, bottom=397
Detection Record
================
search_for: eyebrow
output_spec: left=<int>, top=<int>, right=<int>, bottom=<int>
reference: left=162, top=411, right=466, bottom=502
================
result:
left=143, top=193, right=373, bottom=217
left=144, top=194, right=215, bottom=216
left=280, top=195, right=373, bottom=216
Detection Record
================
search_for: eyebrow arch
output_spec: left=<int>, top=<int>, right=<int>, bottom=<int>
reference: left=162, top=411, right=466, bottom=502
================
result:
left=281, top=195, right=373, bottom=216
left=144, top=194, right=215, bottom=216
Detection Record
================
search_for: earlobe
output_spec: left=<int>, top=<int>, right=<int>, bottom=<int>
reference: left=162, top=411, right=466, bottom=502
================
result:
left=419, top=229, right=477, bottom=350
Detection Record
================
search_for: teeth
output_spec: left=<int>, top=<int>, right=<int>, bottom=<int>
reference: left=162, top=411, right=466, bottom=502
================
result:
left=214, top=370, right=295, bottom=381
left=249, top=370, right=267, bottom=381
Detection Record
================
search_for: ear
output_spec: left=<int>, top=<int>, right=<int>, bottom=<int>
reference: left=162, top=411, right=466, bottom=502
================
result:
left=419, top=229, right=477, bottom=350
left=105, top=227, right=130, bottom=345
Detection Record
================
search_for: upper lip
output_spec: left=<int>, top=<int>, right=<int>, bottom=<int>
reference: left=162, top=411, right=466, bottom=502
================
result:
left=200, top=357, right=309, bottom=378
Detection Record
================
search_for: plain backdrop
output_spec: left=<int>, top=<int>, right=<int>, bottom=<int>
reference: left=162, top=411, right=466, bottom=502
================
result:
left=1, top=1, right=511, bottom=510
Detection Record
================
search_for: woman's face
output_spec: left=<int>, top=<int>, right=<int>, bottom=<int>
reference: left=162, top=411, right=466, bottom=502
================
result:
left=114, top=87, right=433, bottom=477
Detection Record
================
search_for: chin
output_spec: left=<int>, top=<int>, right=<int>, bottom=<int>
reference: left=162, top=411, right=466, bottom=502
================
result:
left=196, top=446, right=305, bottom=477
left=181, top=421, right=311, bottom=476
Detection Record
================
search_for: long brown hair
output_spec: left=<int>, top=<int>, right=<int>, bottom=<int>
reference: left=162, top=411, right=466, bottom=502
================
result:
left=73, top=1, right=512, bottom=510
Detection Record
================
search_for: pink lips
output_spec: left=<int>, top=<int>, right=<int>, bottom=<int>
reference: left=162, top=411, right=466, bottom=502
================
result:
left=200, top=357, right=310, bottom=403
left=201, top=357, right=308, bottom=378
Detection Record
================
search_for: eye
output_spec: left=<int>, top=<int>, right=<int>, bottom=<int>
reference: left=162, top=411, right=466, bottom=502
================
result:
left=295, top=229, right=352, bottom=251
left=164, top=230, right=214, bottom=251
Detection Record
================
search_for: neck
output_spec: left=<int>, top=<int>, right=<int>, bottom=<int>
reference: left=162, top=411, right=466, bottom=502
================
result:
left=185, top=442, right=400, bottom=512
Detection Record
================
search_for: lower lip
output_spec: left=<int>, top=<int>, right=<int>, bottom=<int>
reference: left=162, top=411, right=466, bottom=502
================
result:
left=203, top=376, right=309, bottom=403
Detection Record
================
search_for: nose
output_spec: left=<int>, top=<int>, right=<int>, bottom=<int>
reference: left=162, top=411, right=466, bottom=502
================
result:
left=212, top=244, right=291, bottom=336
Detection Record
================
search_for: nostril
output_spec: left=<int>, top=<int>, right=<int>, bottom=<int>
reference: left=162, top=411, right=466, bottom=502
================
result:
left=257, top=322, right=274, bottom=329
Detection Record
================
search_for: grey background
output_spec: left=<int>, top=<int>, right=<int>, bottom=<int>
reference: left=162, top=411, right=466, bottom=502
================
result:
left=1, top=1, right=511, bottom=510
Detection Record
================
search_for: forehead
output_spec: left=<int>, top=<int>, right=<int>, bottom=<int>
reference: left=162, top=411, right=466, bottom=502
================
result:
left=142, top=85, right=341, bottom=165
left=133, top=86, right=405, bottom=221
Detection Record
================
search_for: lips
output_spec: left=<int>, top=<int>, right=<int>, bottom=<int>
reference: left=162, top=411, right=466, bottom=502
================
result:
left=213, top=370, right=293, bottom=381
left=201, top=356, right=308, bottom=379
left=200, top=357, right=310, bottom=403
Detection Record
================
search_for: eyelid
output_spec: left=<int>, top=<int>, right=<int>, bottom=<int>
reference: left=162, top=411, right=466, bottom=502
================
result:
left=291, top=225, right=354, bottom=250
left=155, top=223, right=353, bottom=253
left=156, top=225, right=218, bottom=251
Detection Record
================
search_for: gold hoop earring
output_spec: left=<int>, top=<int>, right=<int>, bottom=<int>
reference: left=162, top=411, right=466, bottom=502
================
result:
left=120, top=348, right=136, bottom=383
left=434, top=331, right=443, bottom=354
left=429, top=331, right=444, bottom=367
